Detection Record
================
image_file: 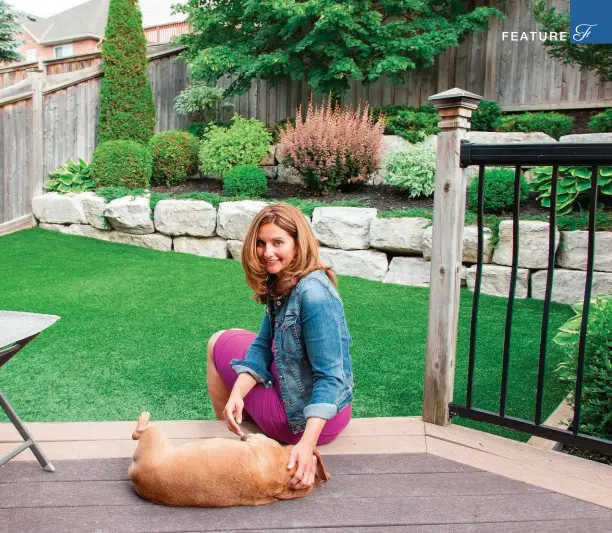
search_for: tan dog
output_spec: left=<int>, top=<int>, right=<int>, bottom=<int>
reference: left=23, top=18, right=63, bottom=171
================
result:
left=128, top=412, right=330, bottom=507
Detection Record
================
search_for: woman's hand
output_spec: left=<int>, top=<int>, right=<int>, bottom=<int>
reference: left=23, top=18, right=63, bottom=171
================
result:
left=223, top=392, right=246, bottom=438
left=287, top=439, right=317, bottom=490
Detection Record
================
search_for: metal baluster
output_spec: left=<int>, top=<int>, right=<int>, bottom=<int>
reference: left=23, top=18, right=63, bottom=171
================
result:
left=535, top=165, right=559, bottom=426
left=500, top=165, right=522, bottom=417
left=572, top=165, right=599, bottom=435
left=467, top=164, right=486, bottom=409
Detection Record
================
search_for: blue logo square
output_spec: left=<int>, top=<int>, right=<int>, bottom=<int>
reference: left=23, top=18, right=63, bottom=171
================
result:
left=570, top=0, right=612, bottom=44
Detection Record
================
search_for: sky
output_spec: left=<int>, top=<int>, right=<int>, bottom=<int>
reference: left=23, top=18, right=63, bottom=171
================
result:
left=7, top=0, right=88, bottom=18
left=7, top=0, right=188, bottom=26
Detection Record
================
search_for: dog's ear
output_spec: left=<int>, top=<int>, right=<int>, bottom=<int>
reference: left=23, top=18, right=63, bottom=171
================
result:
left=313, top=449, right=331, bottom=483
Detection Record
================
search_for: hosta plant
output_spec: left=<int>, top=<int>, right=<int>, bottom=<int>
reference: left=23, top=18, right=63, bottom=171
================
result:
left=44, top=158, right=95, bottom=194
left=529, top=166, right=612, bottom=215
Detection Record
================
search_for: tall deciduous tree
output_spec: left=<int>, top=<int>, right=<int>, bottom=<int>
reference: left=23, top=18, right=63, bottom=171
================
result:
left=176, top=0, right=503, bottom=98
left=97, top=0, right=156, bottom=145
left=0, top=1, right=23, bottom=63
left=532, top=0, right=612, bottom=81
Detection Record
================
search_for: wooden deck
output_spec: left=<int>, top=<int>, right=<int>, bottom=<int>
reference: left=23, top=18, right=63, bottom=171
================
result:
left=1, top=417, right=611, bottom=532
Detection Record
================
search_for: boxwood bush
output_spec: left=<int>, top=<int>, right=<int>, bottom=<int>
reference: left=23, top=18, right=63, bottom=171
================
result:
left=588, top=108, right=612, bottom=133
left=149, top=130, right=199, bottom=186
left=223, top=165, right=268, bottom=197
left=199, top=115, right=271, bottom=179
left=496, top=112, right=573, bottom=140
left=470, top=100, right=502, bottom=132
left=467, top=167, right=528, bottom=213
left=91, top=140, right=152, bottom=188
left=370, top=104, right=439, bottom=143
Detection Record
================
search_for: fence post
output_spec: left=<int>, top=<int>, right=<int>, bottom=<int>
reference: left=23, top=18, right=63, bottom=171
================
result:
left=28, top=70, right=45, bottom=198
left=422, top=88, right=481, bottom=426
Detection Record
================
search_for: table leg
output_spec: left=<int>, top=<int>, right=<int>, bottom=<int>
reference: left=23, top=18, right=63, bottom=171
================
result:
left=0, top=392, right=55, bottom=472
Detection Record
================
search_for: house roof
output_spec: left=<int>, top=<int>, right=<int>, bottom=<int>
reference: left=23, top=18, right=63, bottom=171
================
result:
left=19, top=0, right=110, bottom=45
left=140, top=0, right=188, bottom=29
left=19, top=0, right=187, bottom=46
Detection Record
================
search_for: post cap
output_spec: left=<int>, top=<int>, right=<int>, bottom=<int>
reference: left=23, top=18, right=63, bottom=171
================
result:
left=429, top=87, right=482, bottom=110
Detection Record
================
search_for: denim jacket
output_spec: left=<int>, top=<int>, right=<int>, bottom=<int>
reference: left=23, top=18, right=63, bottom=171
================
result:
left=231, top=269, right=354, bottom=434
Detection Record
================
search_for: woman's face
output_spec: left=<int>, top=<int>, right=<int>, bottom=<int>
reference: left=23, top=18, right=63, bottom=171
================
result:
left=256, top=222, right=297, bottom=275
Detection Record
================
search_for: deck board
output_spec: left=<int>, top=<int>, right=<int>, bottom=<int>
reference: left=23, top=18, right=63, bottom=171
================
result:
left=1, top=454, right=610, bottom=533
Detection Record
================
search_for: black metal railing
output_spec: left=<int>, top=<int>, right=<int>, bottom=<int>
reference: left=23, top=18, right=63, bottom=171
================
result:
left=451, top=141, right=612, bottom=456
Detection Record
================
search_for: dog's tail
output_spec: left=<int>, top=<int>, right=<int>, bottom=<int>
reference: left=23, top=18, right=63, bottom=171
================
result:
left=132, top=411, right=151, bottom=440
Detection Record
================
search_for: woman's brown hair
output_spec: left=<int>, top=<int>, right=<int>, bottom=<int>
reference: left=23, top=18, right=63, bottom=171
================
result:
left=241, top=203, right=337, bottom=303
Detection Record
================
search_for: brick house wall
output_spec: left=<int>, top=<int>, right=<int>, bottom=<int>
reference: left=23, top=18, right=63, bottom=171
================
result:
left=13, top=32, right=101, bottom=63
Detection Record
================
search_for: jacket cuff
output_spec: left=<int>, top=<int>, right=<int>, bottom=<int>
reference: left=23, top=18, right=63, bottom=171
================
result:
left=230, top=360, right=274, bottom=388
left=304, top=403, right=338, bottom=420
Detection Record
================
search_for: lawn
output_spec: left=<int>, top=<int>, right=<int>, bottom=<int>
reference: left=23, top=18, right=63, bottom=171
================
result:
left=0, top=228, right=573, bottom=441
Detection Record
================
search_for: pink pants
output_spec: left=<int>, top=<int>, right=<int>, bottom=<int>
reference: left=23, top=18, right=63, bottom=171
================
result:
left=213, top=329, right=352, bottom=445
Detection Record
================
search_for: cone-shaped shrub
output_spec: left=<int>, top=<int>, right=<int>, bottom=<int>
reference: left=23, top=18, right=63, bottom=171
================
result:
left=97, top=0, right=156, bottom=145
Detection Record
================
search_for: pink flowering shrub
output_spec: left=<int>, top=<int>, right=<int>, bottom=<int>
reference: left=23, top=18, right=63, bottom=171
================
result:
left=277, top=99, right=385, bottom=193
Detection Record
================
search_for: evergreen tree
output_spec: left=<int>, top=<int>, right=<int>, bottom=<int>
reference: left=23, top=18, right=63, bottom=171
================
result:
left=97, top=0, right=156, bottom=145
left=0, top=1, right=23, bottom=63
left=176, top=0, right=503, bottom=98
left=532, top=0, right=612, bottom=81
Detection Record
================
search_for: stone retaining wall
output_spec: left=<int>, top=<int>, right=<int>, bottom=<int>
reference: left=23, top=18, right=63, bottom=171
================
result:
left=33, top=193, right=612, bottom=306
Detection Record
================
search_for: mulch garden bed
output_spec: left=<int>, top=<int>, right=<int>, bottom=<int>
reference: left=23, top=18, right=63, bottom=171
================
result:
left=562, top=445, right=612, bottom=466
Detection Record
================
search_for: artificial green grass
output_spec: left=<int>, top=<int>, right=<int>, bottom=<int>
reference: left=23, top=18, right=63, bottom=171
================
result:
left=0, top=228, right=572, bottom=442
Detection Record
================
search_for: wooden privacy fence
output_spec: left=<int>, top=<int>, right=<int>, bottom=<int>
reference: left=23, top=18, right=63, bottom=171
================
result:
left=0, top=47, right=188, bottom=232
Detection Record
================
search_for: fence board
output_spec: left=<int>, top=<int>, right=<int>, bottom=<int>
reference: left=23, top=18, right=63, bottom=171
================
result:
left=5, top=105, right=15, bottom=222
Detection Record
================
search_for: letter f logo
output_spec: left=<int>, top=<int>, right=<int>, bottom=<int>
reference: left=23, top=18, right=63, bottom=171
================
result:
left=573, top=24, right=597, bottom=42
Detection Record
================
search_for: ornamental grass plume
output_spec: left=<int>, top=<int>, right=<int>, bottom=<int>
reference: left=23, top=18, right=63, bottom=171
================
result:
left=277, top=98, right=385, bottom=193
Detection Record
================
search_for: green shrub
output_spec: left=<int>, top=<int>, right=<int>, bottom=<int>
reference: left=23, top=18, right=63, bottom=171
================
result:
left=91, top=140, right=152, bottom=188
left=174, top=82, right=234, bottom=123
left=371, top=104, right=415, bottom=123
left=185, top=121, right=231, bottom=140
left=528, top=165, right=612, bottom=215
left=223, top=165, right=268, bottom=197
left=385, top=110, right=440, bottom=143
left=97, top=0, right=156, bottom=144
left=554, top=295, right=612, bottom=440
left=149, top=130, right=199, bottom=186
left=588, top=108, right=612, bottom=133
left=44, top=158, right=95, bottom=194
left=384, top=142, right=437, bottom=198
left=467, top=167, right=528, bottom=213
left=471, top=100, right=502, bottom=132
left=199, top=115, right=271, bottom=179
left=496, top=112, right=573, bottom=140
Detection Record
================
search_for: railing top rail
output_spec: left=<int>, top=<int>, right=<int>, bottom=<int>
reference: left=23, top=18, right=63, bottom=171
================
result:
left=460, top=141, right=612, bottom=167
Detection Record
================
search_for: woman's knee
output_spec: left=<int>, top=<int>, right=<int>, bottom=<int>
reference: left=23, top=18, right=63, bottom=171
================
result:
left=207, top=330, right=227, bottom=362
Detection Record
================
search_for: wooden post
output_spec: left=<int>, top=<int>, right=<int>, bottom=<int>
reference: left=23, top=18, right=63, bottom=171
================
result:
left=422, top=88, right=481, bottom=426
left=28, top=70, right=45, bottom=199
